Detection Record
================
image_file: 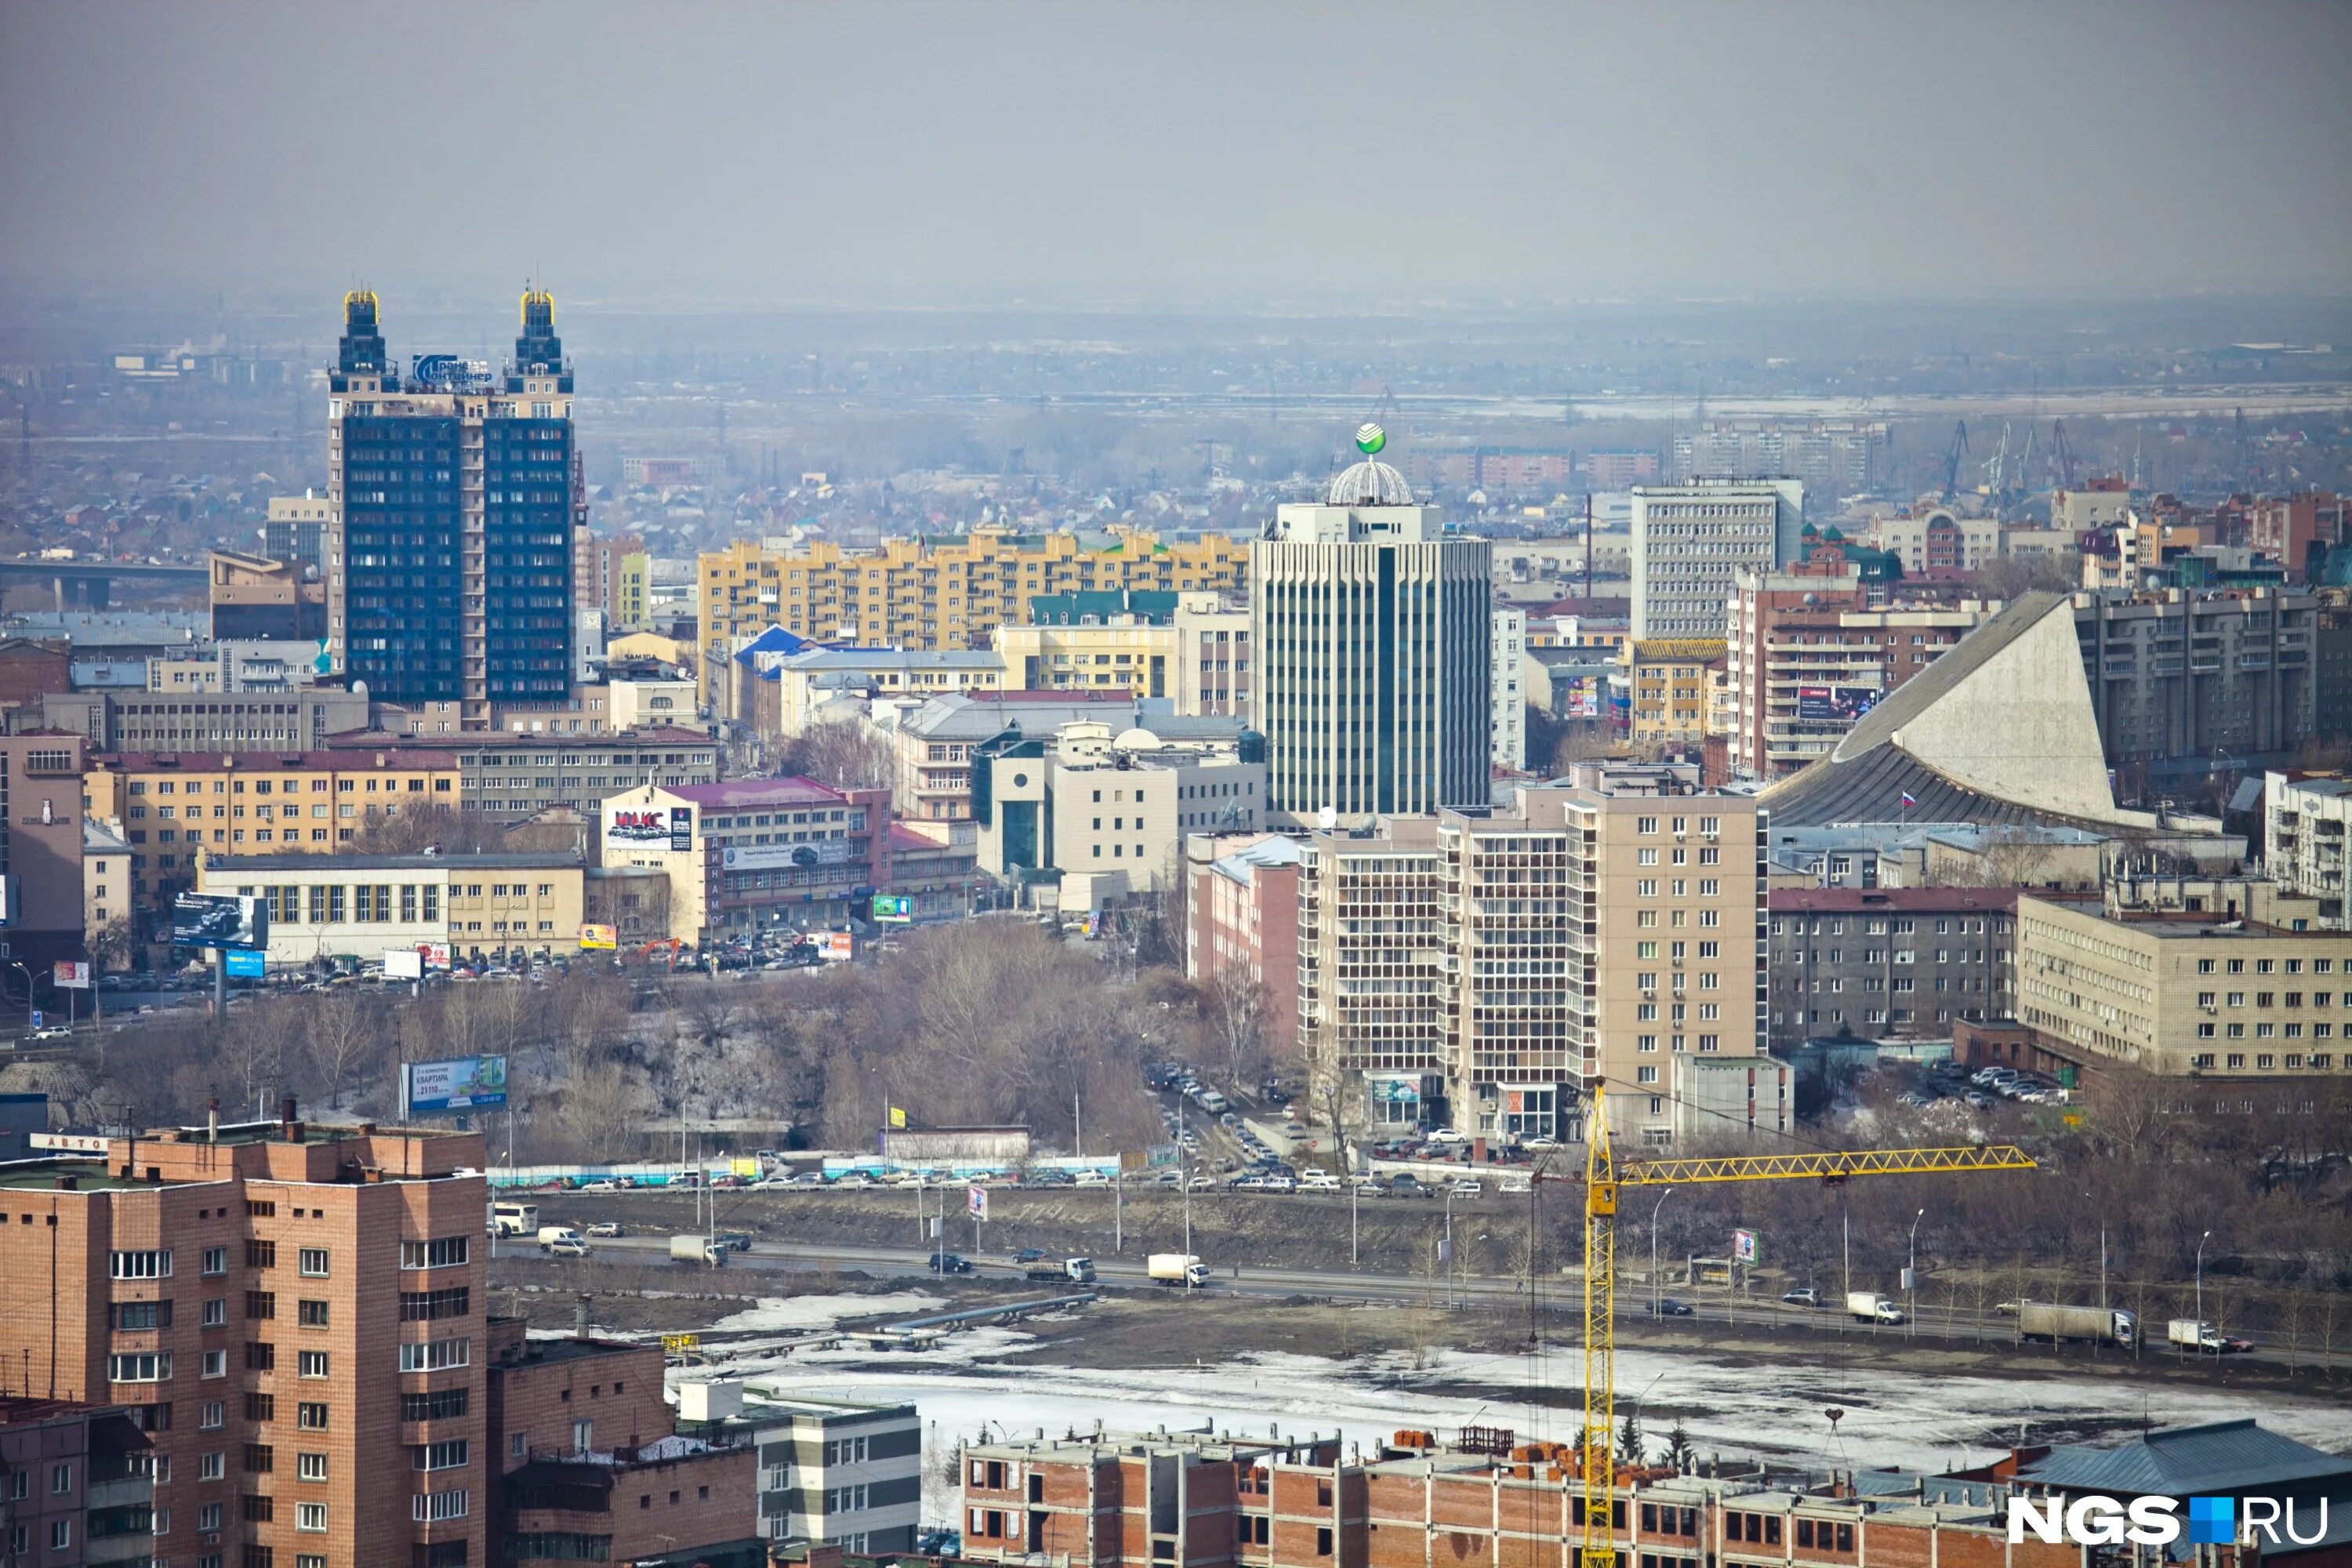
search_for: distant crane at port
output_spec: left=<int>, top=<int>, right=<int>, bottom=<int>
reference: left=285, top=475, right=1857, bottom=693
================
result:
left=1940, top=420, right=1969, bottom=500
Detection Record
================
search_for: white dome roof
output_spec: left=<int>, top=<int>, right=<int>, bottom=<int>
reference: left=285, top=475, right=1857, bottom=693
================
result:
left=1327, top=459, right=1415, bottom=507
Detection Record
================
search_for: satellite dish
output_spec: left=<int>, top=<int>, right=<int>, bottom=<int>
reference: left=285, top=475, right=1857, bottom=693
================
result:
left=1317, top=805, right=1338, bottom=832
left=1112, top=728, right=1163, bottom=751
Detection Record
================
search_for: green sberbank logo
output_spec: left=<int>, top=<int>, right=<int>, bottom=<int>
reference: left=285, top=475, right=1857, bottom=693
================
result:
left=1356, top=422, right=1385, bottom=455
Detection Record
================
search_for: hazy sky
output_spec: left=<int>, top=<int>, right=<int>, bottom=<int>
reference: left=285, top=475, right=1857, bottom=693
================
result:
left=5, top=0, right=2349, bottom=308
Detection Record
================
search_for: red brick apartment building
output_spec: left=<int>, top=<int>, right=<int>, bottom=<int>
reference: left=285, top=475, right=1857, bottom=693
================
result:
left=957, top=1428, right=2093, bottom=1568
left=481, top=1320, right=758, bottom=1568
left=0, top=1107, right=490, bottom=1568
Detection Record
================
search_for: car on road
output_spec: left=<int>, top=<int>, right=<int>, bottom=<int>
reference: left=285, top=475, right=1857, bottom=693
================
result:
left=1261, top=1175, right=1298, bottom=1194
left=1499, top=1177, right=1531, bottom=1196
left=1449, top=1178, right=1483, bottom=1197
left=1187, top=1174, right=1217, bottom=1190
left=1010, top=1248, right=1047, bottom=1265
left=586, top=1222, right=625, bottom=1238
left=710, top=1174, right=747, bottom=1189
left=1780, top=1287, right=1824, bottom=1308
left=831, top=1174, right=875, bottom=1189
left=1386, top=1174, right=1434, bottom=1199
left=929, top=1252, right=973, bottom=1274
left=541, top=1236, right=591, bottom=1258
left=1650, top=1298, right=1695, bottom=1316
left=713, top=1231, right=753, bottom=1253
left=579, top=1179, right=622, bottom=1193
left=1229, top=1174, right=1268, bottom=1191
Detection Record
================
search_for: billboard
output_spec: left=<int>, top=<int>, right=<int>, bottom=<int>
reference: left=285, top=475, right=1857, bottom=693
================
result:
left=224, top=949, right=267, bottom=978
left=424, top=942, right=452, bottom=971
left=403, top=1054, right=509, bottom=1114
left=1795, top=685, right=1880, bottom=722
left=667, top=807, right=693, bottom=851
left=1733, top=1228, right=1760, bottom=1265
left=607, top=804, right=673, bottom=847
left=53, top=961, right=91, bottom=989
left=967, top=1185, right=988, bottom=1220
left=721, top=840, right=851, bottom=872
left=871, top=894, right=913, bottom=924
left=172, top=892, right=267, bottom=950
left=382, top=948, right=425, bottom=980
left=1367, top=1073, right=1425, bottom=1105
left=816, top=931, right=855, bottom=962
left=579, top=924, right=619, bottom=951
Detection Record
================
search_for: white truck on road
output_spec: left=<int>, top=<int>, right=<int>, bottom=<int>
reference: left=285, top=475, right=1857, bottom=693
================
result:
left=670, top=1235, right=728, bottom=1265
left=2167, top=1318, right=2249, bottom=1353
left=2017, top=1301, right=2137, bottom=1347
left=1846, top=1290, right=1905, bottom=1324
left=1148, top=1253, right=1211, bottom=1289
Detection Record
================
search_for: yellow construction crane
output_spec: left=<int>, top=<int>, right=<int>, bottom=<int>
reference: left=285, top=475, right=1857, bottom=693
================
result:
left=1569, top=1083, right=2038, bottom=1566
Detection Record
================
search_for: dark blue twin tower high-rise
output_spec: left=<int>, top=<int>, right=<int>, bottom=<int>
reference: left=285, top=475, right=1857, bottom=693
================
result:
left=326, top=289, right=582, bottom=720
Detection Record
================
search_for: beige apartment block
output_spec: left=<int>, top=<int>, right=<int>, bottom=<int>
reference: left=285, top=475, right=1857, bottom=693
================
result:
left=695, top=527, right=1247, bottom=698
left=2013, top=894, right=2351, bottom=1077
left=993, top=619, right=1175, bottom=699
left=1171, top=591, right=1251, bottom=717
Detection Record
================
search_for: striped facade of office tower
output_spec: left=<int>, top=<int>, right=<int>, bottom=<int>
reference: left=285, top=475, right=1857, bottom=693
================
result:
left=325, top=290, right=584, bottom=724
left=1250, top=459, right=1490, bottom=829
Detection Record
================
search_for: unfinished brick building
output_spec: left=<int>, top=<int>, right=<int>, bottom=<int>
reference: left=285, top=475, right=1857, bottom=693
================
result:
left=956, top=1428, right=2091, bottom=1568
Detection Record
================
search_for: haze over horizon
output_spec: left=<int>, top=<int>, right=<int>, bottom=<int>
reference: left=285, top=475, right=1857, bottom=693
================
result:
left=5, top=0, right=2350, bottom=313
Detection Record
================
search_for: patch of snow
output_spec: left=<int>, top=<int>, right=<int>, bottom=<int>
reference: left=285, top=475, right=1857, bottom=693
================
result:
left=705, top=1290, right=948, bottom=1332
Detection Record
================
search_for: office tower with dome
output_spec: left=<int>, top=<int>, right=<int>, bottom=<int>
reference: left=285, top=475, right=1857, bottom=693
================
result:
left=1250, top=426, right=1493, bottom=827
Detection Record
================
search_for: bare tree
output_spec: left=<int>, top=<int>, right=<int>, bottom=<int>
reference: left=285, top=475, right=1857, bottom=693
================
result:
left=303, top=994, right=384, bottom=1112
left=1201, top=967, right=1269, bottom=1093
left=776, top=719, right=895, bottom=792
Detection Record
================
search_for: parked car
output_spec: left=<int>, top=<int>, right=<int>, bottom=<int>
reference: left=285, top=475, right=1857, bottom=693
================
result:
left=1424, top=1127, right=1468, bottom=1146
left=1450, top=1178, right=1483, bottom=1197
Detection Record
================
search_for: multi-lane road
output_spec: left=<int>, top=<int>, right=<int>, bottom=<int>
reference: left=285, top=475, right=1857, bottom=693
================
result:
left=532, top=1230, right=2234, bottom=1363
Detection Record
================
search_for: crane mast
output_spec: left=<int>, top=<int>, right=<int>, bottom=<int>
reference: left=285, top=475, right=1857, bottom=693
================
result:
left=1569, top=1081, right=2036, bottom=1566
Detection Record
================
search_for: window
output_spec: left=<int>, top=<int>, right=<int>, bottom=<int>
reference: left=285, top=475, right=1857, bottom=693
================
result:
left=202, top=1348, right=227, bottom=1377
left=245, top=1342, right=275, bottom=1371
left=299, top=1351, right=329, bottom=1378
left=398, top=1339, right=470, bottom=1373
left=297, top=1402, right=329, bottom=1430
left=572, top=1418, right=593, bottom=1454
left=49, top=1520, right=71, bottom=1552
left=299, top=1452, right=328, bottom=1481
left=202, top=1247, right=227, bottom=1276
left=400, top=1388, right=469, bottom=1421
left=297, top=1503, right=328, bottom=1532
left=109, top=1352, right=172, bottom=1382
left=200, top=1454, right=225, bottom=1482
left=203, top=1298, right=227, bottom=1328
left=112, top=1300, right=173, bottom=1330
left=111, top=1250, right=172, bottom=1279
left=298, top=1248, right=330, bottom=1277
left=399, top=1287, right=470, bottom=1322
left=298, top=1300, right=330, bottom=1328
left=400, top=1237, right=470, bottom=1270
left=412, top=1490, right=470, bottom=1523
left=413, top=1439, right=470, bottom=1472
left=246, top=1291, right=276, bottom=1320
left=200, top=1401, right=224, bottom=1430
left=247, top=1240, right=277, bottom=1269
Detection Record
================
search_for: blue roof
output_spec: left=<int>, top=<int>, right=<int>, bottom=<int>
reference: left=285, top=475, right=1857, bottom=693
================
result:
left=732, top=624, right=825, bottom=666
left=2013, top=1421, right=2352, bottom=1497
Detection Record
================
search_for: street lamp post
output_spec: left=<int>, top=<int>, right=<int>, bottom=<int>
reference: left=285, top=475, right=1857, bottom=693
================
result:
left=1650, top=1188, right=1676, bottom=1317
left=1907, top=1208, right=1925, bottom=1338
left=1443, top=1192, right=1457, bottom=1311
left=2195, top=1229, right=2212, bottom=1343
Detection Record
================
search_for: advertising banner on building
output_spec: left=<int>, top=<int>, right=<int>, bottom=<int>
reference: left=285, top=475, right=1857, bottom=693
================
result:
left=607, top=805, right=672, bottom=847
left=403, top=1054, right=510, bottom=1114
left=1795, top=686, right=1879, bottom=721
left=721, top=840, right=852, bottom=872
left=52, top=961, right=91, bottom=989
left=578, top=924, right=619, bottom=950
left=172, top=892, right=267, bottom=950
left=668, top=807, right=694, bottom=851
